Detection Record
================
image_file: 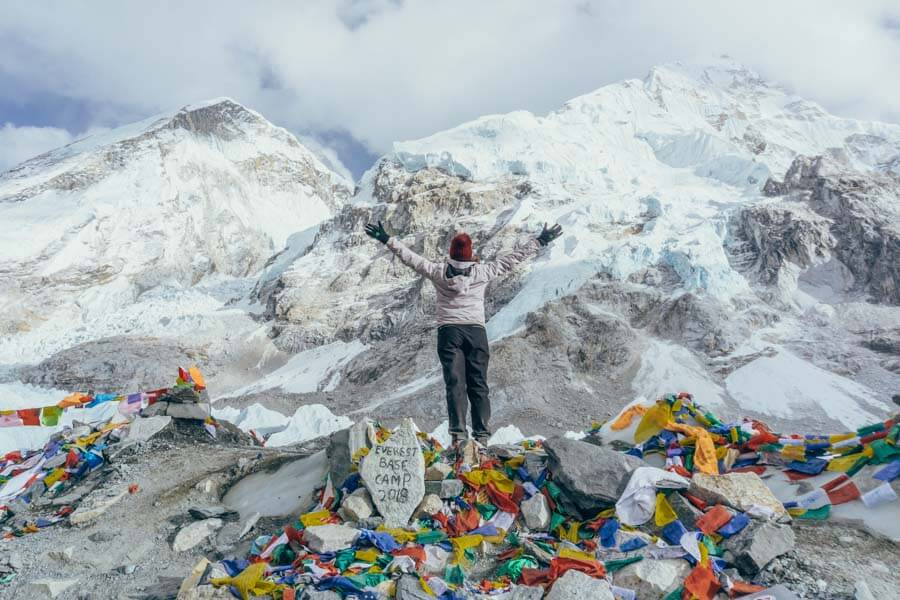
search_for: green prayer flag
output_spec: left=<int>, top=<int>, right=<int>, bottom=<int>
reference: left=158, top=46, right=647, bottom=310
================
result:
left=549, top=512, right=566, bottom=533
left=40, top=406, right=63, bottom=427
left=445, top=564, right=465, bottom=585
left=664, top=587, right=684, bottom=600
left=476, top=502, right=498, bottom=520
left=604, top=555, right=642, bottom=573
left=416, top=530, right=447, bottom=544
left=795, top=505, right=831, bottom=520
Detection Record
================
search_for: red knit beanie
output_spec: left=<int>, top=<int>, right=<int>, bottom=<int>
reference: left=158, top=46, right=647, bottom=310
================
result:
left=449, top=233, right=473, bottom=261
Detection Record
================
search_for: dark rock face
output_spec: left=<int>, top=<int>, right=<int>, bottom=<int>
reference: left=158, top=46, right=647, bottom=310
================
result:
left=761, top=155, right=900, bottom=304
left=543, top=437, right=646, bottom=519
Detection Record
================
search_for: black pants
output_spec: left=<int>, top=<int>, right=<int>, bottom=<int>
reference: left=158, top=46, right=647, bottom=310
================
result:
left=437, top=324, right=491, bottom=443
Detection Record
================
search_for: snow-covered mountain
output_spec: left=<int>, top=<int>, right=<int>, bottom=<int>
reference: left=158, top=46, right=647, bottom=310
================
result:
left=1, top=98, right=352, bottom=390
left=4, top=59, right=899, bottom=438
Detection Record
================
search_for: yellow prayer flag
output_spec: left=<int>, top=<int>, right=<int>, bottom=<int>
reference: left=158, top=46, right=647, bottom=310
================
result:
left=654, top=492, right=678, bottom=527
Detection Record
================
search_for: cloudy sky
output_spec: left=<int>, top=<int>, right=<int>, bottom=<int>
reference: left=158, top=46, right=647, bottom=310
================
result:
left=2, top=1, right=899, bottom=178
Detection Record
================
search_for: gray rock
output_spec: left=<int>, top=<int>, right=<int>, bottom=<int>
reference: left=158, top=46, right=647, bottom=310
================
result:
left=415, top=493, right=443, bottom=517
left=734, top=584, right=800, bottom=600
left=126, top=415, right=172, bottom=442
left=425, top=462, right=453, bottom=481
left=172, top=518, right=223, bottom=552
left=47, top=546, right=75, bottom=563
left=689, top=472, right=789, bottom=521
left=304, top=524, right=360, bottom=553
left=116, top=564, right=137, bottom=575
left=508, top=585, right=545, bottom=600
left=614, top=558, right=689, bottom=598
left=425, top=478, right=464, bottom=499
left=854, top=580, right=876, bottom=600
left=338, top=488, right=374, bottom=522
left=395, top=574, right=432, bottom=600
left=666, top=491, right=704, bottom=529
left=43, top=453, right=68, bottom=470
left=163, top=386, right=201, bottom=404
left=544, top=437, right=645, bottom=518
left=360, top=418, right=425, bottom=527
left=69, top=487, right=128, bottom=526
left=303, top=591, right=343, bottom=600
left=523, top=452, right=547, bottom=480
left=142, top=401, right=170, bottom=417
left=23, top=578, right=79, bottom=599
left=239, top=512, right=261, bottom=538
left=521, top=492, right=550, bottom=531
left=724, top=520, right=796, bottom=576
left=166, top=402, right=211, bottom=421
left=546, top=569, right=614, bottom=600
left=188, top=505, right=239, bottom=521
left=88, top=531, right=117, bottom=543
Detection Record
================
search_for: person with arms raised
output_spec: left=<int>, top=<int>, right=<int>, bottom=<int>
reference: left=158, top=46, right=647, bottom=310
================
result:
left=364, top=221, right=563, bottom=446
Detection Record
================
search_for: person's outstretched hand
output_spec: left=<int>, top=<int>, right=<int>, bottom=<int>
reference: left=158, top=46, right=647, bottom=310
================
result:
left=537, top=222, right=563, bottom=246
left=364, top=221, right=390, bottom=244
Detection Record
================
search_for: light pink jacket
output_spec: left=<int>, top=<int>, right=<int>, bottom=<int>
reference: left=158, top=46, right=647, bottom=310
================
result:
left=386, top=237, right=541, bottom=327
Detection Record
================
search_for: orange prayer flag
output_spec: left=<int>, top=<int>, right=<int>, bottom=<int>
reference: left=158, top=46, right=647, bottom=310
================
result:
left=683, top=564, right=719, bottom=600
left=189, top=366, right=206, bottom=389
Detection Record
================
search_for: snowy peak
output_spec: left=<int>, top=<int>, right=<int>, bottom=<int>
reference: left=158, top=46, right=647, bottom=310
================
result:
left=0, top=98, right=353, bottom=365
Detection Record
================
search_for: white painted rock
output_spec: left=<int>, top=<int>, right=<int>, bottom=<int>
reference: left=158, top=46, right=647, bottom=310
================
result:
left=304, top=524, right=360, bottom=553
left=360, top=418, right=425, bottom=527
left=173, top=518, right=223, bottom=552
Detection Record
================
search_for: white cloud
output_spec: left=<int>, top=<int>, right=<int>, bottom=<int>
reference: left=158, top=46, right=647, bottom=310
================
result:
left=0, top=123, right=73, bottom=172
left=1, top=1, right=898, bottom=170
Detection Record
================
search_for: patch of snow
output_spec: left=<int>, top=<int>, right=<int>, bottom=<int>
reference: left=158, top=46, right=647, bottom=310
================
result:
left=265, top=404, right=353, bottom=447
left=563, top=430, right=587, bottom=440
left=223, top=450, right=328, bottom=518
left=211, top=403, right=288, bottom=436
left=633, top=341, right=726, bottom=406
left=221, top=340, right=366, bottom=398
left=487, top=424, right=545, bottom=446
left=725, top=350, right=889, bottom=428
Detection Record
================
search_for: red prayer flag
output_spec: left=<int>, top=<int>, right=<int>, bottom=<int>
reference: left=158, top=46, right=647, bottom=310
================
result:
left=696, top=504, right=733, bottom=535
left=683, top=564, right=720, bottom=600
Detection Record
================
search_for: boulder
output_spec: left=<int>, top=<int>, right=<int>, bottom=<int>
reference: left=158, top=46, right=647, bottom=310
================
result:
left=338, top=488, right=374, bottom=522
left=172, top=518, right=223, bottom=552
left=666, top=491, right=704, bottom=529
left=69, top=487, right=128, bottom=526
left=425, top=462, right=453, bottom=481
left=546, top=569, right=615, bottom=600
left=544, top=437, right=645, bottom=518
left=689, top=472, right=788, bottom=520
left=22, top=578, right=79, bottom=599
left=415, top=493, right=443, bottom=517
left=304, top=524, right=360, bottom=553
left=126, top=415, right=172, bottom=443
left=360, top=419, right=426, bottom=527
left=521, top=493, right=550, bottom=531
left=142, top=401, right=170, bottom=417
left=425, top=478, right=464, bottom=499
left=188, top=506, right=239, bottom=521
left=723, top=520, right=795, bottom=576
left=327, top=421, right=372, bottom=488
left=167, top=402, right=211, bottom=421
left=614, top=558, right=690, bottom=597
